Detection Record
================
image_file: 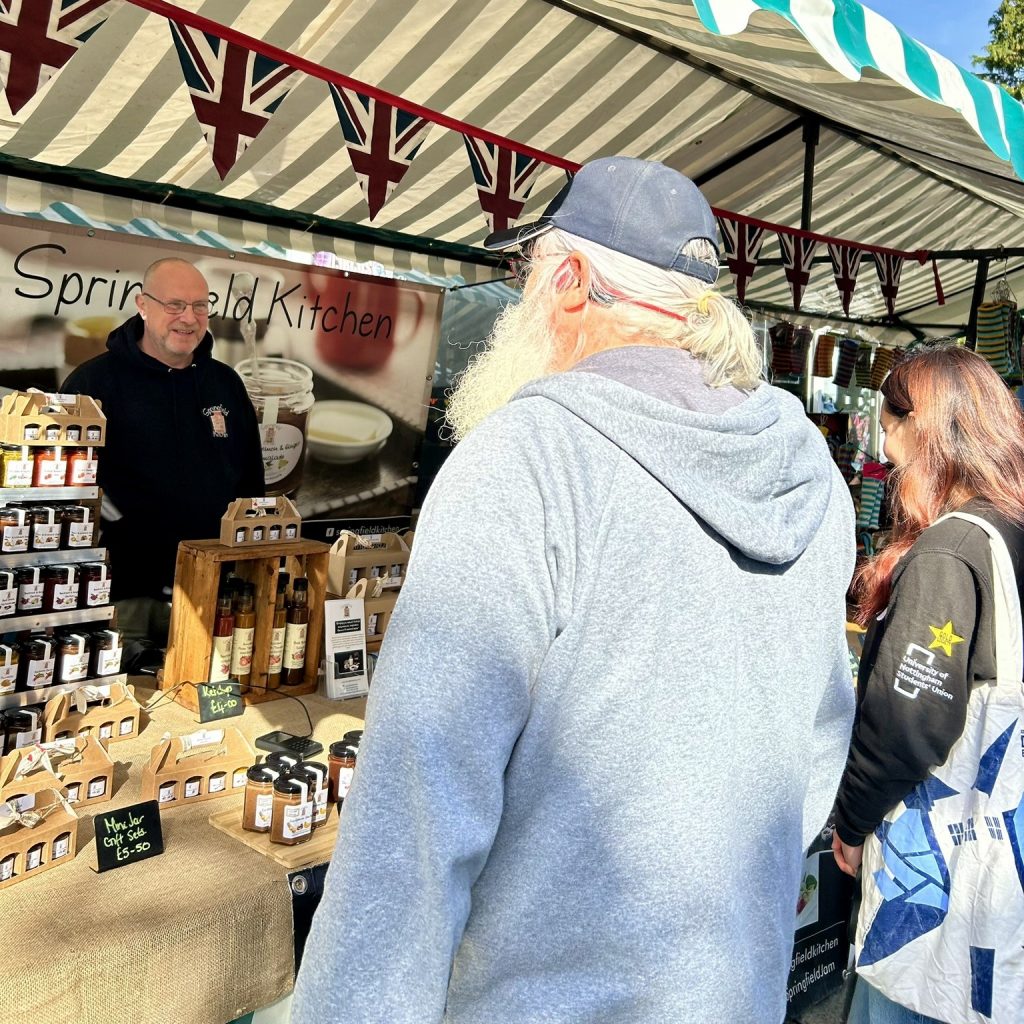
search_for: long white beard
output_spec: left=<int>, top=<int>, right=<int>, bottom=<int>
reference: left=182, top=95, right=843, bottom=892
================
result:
left=444, top=290, right=559, bottom=442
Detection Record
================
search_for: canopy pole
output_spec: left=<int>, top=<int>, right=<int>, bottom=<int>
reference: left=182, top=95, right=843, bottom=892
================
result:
left=965, top=258, right=990, bottom=350
left=800, top=117, right=819, bottom=232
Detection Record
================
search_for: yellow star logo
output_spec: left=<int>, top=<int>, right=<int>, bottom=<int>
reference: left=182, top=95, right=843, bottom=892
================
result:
left=928, top=621, right=965, bottom=658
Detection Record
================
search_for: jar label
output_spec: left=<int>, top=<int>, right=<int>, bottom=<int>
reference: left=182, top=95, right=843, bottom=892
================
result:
left=52, top=583, right=78, bottom=609
left=99, top=724, right=112, bottom=740
left=268, top=626, right=285, bottom=672
left=27, top=657, right=55, bottom=688
left=0, top=664, right=16, bottom=694
left=68, top=458, right=98, bottom=485
left=26, top=848, right=41, bottom=870
left=65, top=783, right=81, bottom=803
left=1, top=526, right=29, bottom=552
left=230, top=626, right=255, bottom=675
left=88, top=778, right=106, bottom=798
left=159, top=784, right=176, bottom=803
left=184, top=780, right=201, bottom=798
left=282, top=800, right=312, bottom=838
left=255, top=792, right=274, bottom=828
left=86, top=580, right=111, bottom=606
left=118, top=718, right=133, bottom=736
left=60, top=651, right=89, bottom=682
left=283, top=622, right=307, bottom=670
left=0, top=585, right=15, bottom=617
left=209, top=634, right=233, bottom=683
left=336, top=766, right=355, bottom=800
left=209, top=774, right=226, bottom=793
left=53, top=836, right=70, bottom=859
left=97, top=648, right=122, bottom=676
left=314, top=786, right=327, bottom=823
left=37, top=459, right=67, bottom=486
left=3, top=460, right=32, bottom=487
left=18, top=583, right=44, bottom=612
left=260, top=422, right=305, bottom=486
left=32, top=524, right=61, bottom=549
left=233, top=769, right=247, bottom=788
left=68, top=522, right=93, bottom=546
left=14, top=726, right=42, bottom=748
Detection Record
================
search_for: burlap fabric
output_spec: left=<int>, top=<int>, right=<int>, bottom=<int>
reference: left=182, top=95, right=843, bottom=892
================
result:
left=1, top=679, right=366, bottom=1024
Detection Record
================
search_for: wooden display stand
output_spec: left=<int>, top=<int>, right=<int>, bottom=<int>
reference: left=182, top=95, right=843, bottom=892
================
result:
left=0, top=735, right=115, bottom=809
left=0, top=391, right=106, bottom=446
left=0, top=786, right=78, bottom=890
left=140, top=727, right=254, bottom=808
left=219, top=496, right=302, bottom=547
left=42, top=681, right=142, bottom=744
left=162, top=538, right=330, bottom=712
left=208, top=802, right=339, bottom=869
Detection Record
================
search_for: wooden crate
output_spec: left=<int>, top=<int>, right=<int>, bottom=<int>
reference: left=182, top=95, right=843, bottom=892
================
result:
left=162, top=538, right=330, bottom=712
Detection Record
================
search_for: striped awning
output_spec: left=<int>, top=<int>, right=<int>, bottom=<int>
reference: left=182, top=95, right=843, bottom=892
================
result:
left=0, top=0, right=1020, bottom=331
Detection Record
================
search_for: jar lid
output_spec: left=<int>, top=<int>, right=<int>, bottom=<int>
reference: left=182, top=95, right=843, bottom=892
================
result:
left=273, top=773, right=308, bottom=795
left=246, top=765, right=279, bottom=784
left=295, top=760, right=327, bottom=775
left=264, top=751, right=300, bottom=769
left=342, top=730, right=363, bottom=742
left=330, top=741, right=358, bottom=758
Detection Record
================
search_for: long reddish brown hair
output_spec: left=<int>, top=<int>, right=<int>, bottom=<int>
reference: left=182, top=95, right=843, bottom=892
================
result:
left=854, top=344, right=1024, bottom=623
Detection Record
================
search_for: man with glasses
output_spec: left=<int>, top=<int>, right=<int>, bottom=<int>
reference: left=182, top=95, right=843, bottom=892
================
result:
left=63, top=257, right=263, bottom=651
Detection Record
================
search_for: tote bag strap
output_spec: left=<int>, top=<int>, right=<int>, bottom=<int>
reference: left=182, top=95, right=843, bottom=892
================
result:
left=934, top=511, right=1023, bottom=698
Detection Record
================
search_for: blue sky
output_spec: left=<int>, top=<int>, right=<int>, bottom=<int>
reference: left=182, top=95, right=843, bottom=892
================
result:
left=861, top=1, right=995, bottom=70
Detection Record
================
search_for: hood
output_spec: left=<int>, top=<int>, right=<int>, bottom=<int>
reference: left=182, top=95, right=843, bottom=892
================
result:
left=515, top=348, right=836, bottom=565
left=106, top=313, right=214, bottom=371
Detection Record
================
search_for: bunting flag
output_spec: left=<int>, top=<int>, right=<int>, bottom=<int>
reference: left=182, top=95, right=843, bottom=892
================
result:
left=329, top=85, right=431, bottom=221
left=0, top=0, right=112, bottom=115
left=777, top=232, right=819, bottom=311
left=874, top=253, right=905, bottom=315
left=463, top=136, right=543, bottom=234
left=827, top=243, right=863, bottom=315
left=716, top=216, right=765, bottom=304
left=169, top=22, right=298, bottom=179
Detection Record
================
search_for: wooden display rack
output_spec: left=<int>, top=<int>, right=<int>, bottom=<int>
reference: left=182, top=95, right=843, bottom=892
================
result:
left=0, top=786, right=78, bottom=890
left=0, top=735, right=115, bottom=809
left=162, top=538, right=330, bottom=712
left=140, top=727, right=254, bottom=808
left=208, top=802, right=339, bottom=869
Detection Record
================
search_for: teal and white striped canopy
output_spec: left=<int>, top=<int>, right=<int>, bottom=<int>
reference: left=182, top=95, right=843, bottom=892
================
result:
left=0, top=0, right=1020, bottom=331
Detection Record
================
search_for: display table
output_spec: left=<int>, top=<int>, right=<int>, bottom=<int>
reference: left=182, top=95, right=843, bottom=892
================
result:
left=1, top=679, right=365, bottom=1024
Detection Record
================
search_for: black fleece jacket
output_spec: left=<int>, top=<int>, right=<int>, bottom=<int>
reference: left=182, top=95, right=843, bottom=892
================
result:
left=834, top=500, right=1024, bottom=845
left=62, top=315, right=264, bottom=600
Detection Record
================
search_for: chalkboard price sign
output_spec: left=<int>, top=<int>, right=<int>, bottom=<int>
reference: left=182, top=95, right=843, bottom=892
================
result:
left=95, top=800, right=164, bottom=873
left=196, top=681, right=244, bottom=723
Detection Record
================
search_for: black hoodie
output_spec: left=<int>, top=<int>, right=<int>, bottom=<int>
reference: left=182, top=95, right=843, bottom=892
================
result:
left=62, top=315, right=264, bottom=600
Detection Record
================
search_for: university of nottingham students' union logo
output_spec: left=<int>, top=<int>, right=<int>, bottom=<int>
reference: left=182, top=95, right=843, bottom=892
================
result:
left=204, top=405, right=229, bottom=438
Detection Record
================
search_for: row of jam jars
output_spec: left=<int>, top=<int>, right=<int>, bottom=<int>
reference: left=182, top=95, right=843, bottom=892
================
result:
left=0, top=629, right=123, bottom=695
left=0, top=504, right=97, bottom=554
left=0, top=443, right=99, bottom=488
left=0, top=562, right=111, bottom=619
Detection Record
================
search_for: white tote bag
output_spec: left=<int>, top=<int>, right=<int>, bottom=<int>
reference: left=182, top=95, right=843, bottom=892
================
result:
left=855, top=512, right=1024, bottom=1023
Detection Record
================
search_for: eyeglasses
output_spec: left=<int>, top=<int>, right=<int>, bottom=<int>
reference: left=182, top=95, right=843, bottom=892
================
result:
left=142, top=292, right=211, bottom=316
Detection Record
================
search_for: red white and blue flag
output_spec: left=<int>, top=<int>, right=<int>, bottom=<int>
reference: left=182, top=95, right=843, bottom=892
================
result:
left=169, top=22, right=297, bottom=179
left=463, top=136, right=543, bottom=234
left=777, top=232, right=819, bottom=312
left=0, top=0, right=112, bottom=115
left=828, top=242, right=863, bottom=315
left=716, top=216, right=765, bottom=304
left=874, top=253, right=905, bottom=316
left=329, top=85, right=431, bottom=221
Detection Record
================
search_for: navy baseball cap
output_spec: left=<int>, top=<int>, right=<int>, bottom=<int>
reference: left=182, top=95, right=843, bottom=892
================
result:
left=483, top=157, right=721, bottom=284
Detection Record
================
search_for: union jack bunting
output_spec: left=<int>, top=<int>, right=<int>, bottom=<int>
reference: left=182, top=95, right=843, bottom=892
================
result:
left=874, top=253, right=905, bottom=315
left=777, top=232, right=819, bottom=312
left=0, top=0, right=112, bottom=115
left=463, top=136, right=543, bottom=234
left=716, top=216, right=765, bottom=304
left=827, top=243, right=863, bottom=315
left=329, top=85, right=431, bottom=221
left=169, top=22, right=297, bottom=179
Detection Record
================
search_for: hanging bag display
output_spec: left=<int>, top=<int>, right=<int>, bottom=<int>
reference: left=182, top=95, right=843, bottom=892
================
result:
left=854, top=511, right=1024, bottom=1023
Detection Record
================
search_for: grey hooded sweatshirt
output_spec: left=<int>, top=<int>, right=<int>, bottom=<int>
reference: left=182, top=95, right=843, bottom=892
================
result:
left=291, top=348, right=856, bottom=1024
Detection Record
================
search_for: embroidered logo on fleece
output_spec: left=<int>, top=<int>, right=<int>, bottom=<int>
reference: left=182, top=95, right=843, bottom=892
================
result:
left=204, top=405, right=229, bottom=438
left=928, top=621, right=964, bottom=658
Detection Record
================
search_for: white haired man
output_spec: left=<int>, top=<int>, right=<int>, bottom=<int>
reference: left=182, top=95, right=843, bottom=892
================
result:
left=292, top=157, right=856, bottom=1024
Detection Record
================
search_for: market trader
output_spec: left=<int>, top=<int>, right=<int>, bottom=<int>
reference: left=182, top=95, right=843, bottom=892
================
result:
left=63, top=257, right=264, bottom=647
left=292, top=158, right=856, bottom=1024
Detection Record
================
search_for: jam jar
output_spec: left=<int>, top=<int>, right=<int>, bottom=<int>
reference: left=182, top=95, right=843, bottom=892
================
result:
left=270, top=774, right=313, bottom=845
left=85, top=425, right=102, bottom=444
left=0, top=644, right=18, bottom=695
left=89, top=630, right=122, bottom=677
left=17, top=637, right=55, bottom=691
left=0, top=444, right=34, bottom=487
left=79, top=562, right=111, bottom=608
left=327, top=741, right=357, bottom=805
left=15, top=566, right=44, bottom=614
left=242, top=764, right=280, bottom=833
left=66, top=447, right=98, bottom=486
left=29, top=506, right=62, bottom=552
left=42, top=565, right=80, bottom=612
left=2, top=706, right=43, bottom=753
left=56, top=633, right=90, bottom=684
left=294, top=761, right=329, bottom=828
left=32, top=446, right=67, bottom=487
left=0, top=507, right=30, bottom=554
left=61, top=506, right=95, bottom=549
left=0, top=569, right=15, bottom=618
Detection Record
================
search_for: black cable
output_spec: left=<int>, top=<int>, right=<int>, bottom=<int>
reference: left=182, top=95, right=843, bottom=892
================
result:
left=246, top=680, right=315, bottom=738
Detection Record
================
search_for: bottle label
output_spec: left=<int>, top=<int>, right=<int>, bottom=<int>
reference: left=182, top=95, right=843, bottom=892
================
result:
left=268, top=626, right=285, bottom=672
left=52, top=583, right=78, bottom=609
left=1, top=526, right=29, bottom=552
left=86, top=580, right=111, bottom=606
left=37, top=458, right=67, bottom=486
left=336, top=766, right=355, bottom=800
left=18, top=583, right=43, bottom=612
left=0, top=585, right=15, bottom=617
left=230, top=626, right=255, bottom=675
left=27, top=657, right=55, bottom=688
left=255, top=792, right=273, bottom=828
left=283, top=622, right=307, bottom=670
left=68, top=458, right=98, bottom=485
left=60, top=651, right=89, bottom=682
left=282, top=800, right=312, bottom=838
left=0, top=663, right=16, bottom=694
left=209, top=634, right=233, bottom=683
left=32, top=523, right=61, bottom=549
left=68, top=522, right=93, bottom=546
left=3, top=459, right=32, bottom=487
left=97, top=648, right=122, bottom=676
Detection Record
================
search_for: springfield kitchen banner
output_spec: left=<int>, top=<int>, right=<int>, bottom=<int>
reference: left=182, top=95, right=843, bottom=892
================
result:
left=0, top=215, right=444, bottom=517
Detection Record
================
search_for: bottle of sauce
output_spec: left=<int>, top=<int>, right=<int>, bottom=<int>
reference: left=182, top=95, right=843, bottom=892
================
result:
left=230, top=582, right=256, bottom=694
left=282, top=577, right=309, bottom=686
left=208, top=591, right=234, bottom=684
left=266, top=572, right=289, bottom=689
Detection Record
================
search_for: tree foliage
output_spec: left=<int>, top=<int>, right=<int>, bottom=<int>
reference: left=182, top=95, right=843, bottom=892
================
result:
left=974, top=2, right=1024, bottom=98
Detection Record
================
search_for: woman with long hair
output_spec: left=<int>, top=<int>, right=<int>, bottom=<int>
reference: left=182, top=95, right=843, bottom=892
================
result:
left=833, top=344, right=1024, bottom=1023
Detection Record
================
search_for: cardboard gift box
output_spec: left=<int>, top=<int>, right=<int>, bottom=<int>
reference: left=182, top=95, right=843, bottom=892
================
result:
left=43, top=681, right=142, bottom=744
left=0, top=785, right=78, bottom=889
left=219, top=496, right=301, bottom=547
left=140, top=726, right=255, bottom=809
left=327, top=530, right=414, bottom=598
left=0, top=734, right=115, bottom=808
left=0, top=391, right=106, bottom=447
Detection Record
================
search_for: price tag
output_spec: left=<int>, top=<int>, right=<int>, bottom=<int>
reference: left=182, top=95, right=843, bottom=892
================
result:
left=95, top=800, right=164, bottom=873
left=196, top=681, right=244, bottom=723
